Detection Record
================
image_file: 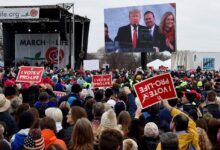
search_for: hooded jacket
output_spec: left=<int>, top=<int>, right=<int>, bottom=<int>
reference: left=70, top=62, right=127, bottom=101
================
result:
left=11, top=128, right=29, bottom=150
left=156, top=108, right=200, bottom=150
left=41, top=129, right=67, bottom=150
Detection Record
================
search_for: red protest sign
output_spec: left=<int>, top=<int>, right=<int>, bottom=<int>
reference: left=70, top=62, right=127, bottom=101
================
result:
left=53, top=91, right=67, bottom=97
left=16, top=66, right=44, bottom=83
left=134, top=73, right=177, bottom=109
left=92, top=74, right=112, bottom=88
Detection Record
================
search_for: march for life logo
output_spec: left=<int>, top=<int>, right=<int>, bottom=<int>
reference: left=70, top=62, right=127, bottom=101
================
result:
left=16, top=66, right=44, bottom=83
left=92, top=75, right=112, bottom=88
left=134, top=73, right=177, bottom=109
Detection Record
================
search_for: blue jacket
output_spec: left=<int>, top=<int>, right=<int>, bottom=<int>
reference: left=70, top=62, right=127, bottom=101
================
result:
left=11, top=132, right=28, bottom=150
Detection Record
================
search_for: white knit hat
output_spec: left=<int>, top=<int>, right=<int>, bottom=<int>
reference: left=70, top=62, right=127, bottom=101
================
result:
left=100, top=109, right=117, bottom=129
left=45, top=108, right=63, bottom=122
left=144, top=122, right=159, bottom=138
left=107, top=99, right=116, bottom=108
left=123, top=139, right=138, bottom=150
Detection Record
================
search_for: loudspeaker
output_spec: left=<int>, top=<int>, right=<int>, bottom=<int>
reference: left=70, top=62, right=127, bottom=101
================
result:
left=60, top=15, right=67, bottom=41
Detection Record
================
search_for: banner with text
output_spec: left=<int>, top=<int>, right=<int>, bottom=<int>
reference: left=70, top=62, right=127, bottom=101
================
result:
left=0, top=8, right=39, bottom=19
left=15, top=34, right=70, bottom=68
left=53, top=91, right=67, bottom=97
left=16, top=66, right=44, bottom=83
left=134, top=73, right=176, bottom=109
left=92, top=74, right=112, bottom=88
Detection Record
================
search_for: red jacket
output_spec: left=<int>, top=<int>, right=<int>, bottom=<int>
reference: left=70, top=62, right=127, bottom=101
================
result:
left=41, top=129, right=67, bottom=150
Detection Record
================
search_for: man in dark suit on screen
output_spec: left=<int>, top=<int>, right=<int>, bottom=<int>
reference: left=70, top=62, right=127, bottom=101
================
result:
left=144, top=11, right=166, bottom=52
left=114, top=9, right=153, bottom=52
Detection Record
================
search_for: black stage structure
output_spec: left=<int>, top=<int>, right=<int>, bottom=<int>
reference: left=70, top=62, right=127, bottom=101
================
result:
left=0, top=4, right=90, bottom=69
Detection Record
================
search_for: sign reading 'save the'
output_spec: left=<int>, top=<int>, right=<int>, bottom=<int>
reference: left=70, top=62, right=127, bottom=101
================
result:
left=0, top=8, right=39, bottom=19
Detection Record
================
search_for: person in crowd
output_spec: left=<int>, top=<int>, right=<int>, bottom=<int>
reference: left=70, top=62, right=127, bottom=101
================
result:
left=158, top=99, right=200, bottom=150
left=63, top=106, right=87, bottom=148
left=99, top=129, right=123, bottom=150
left=34, top=92, right=57, bottom=117
left=117, top=111, right=132, bottom=138
left=40, top=117, right=67, bottom=150
left=58, top=84, right=82, bottom=107
left=15, top=103, right=30, bottom=123
left=203, top=90, right=220, bottom=118
left=114, top=9, right=152, bottom=52
left=139, top=122, right=160, bottom=150
left=45, top=107, right=63, bottom=132
left=0, top=94, right=17, bottom=139
left=159, top=11, right=176, bottom=52
left=159, top=132, right=179, bottom=150
left=0, top=123, right=10, bottom=148
left=144, top=11, right=165, bottom=52
left=72, top=118, right=94, bottom=150
left=11, top=111, right=34, bottom=150
left=122, top=86, right=137, bottom=118
left=91, top=102, right=105, bottom=135
left=123, top=138, right=138, bottom=150
left=196, top=119, right=212, bottom=150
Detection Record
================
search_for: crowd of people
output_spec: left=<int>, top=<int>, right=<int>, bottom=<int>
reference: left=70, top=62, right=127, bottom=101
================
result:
left=0, top=66, right=220, bottom=150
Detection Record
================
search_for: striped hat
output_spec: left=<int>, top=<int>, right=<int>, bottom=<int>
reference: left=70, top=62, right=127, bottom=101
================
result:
left=23, top=129, right=45, bottom=150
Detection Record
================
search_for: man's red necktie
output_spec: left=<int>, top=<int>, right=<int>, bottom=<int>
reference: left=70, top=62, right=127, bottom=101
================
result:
left=133, top=29, right=137, bottom=48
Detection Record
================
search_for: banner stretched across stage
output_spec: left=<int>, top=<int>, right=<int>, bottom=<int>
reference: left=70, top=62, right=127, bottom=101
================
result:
left=15, top=34, right=70, bottom=68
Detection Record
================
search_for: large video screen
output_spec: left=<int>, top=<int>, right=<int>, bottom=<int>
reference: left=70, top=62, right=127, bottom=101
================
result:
left=104, top=3, right=176, bottom=53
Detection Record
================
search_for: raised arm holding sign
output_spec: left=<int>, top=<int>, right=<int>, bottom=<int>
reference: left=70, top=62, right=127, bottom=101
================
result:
left=134, top=73, right=177, bottom=109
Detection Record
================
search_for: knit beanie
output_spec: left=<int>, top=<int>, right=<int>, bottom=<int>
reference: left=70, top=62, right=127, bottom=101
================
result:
left=100, top=109, right=117, bottom=129
left=23, top=129, right=45, bottom=150
left=144, top=122, right=159, bottom=138
left=107, top=99, right=116, bottom=108
left=123, top=138, right=138, bottom=150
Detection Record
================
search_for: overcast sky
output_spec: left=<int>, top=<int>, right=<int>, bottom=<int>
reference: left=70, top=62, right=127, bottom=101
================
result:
left=1, top=0, right=220, bottom=53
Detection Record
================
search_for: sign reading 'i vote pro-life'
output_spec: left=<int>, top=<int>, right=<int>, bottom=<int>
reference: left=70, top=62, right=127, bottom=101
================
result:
left=16, top=66, right=44, bottom=83
left=134, top=73, right=177, bottom=109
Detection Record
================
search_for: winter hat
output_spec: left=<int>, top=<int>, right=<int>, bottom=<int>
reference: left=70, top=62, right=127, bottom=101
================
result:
left=45, top=107, right=63, bottom=122
left=22, top=83, right=30, bottom=89
left=100, top=109, right=117, bottom=129
left=23, top=129, right=45, bottom=150
left=107, top=99, right=116, bottom=108
left=0, top=94, right=10, bottom=112
left=123, top=138, right=138, bottom=150
left=144, top=122, right=159, bottom=138
left=4, top=79, right=16, bottom=87
left=136, top=75, right=142, bottom=81
left=197, top=81, right=203, bottom=87
left=180, top=81, right=187, bottom=87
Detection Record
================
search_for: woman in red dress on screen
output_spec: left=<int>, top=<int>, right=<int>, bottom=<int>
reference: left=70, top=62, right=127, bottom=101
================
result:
left=160, top=12, right=176, bottom=52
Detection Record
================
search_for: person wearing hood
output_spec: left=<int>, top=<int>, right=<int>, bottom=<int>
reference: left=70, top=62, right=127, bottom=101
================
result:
left=156, top=99, right=200, bottom=150
left=40, top=117, right=67, bottom=150
left=11, top=111, right=34, bottom=150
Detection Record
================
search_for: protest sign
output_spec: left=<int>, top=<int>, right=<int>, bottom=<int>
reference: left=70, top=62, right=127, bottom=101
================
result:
left=16, top=66, right=44, bottom=83
left=84, top=59, right=99, bottom=71
left=134, top=73, right=177, bottom=109
left=92, top=74, right=112, bottom=88
left=53, top=91, right=67, bottom=97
